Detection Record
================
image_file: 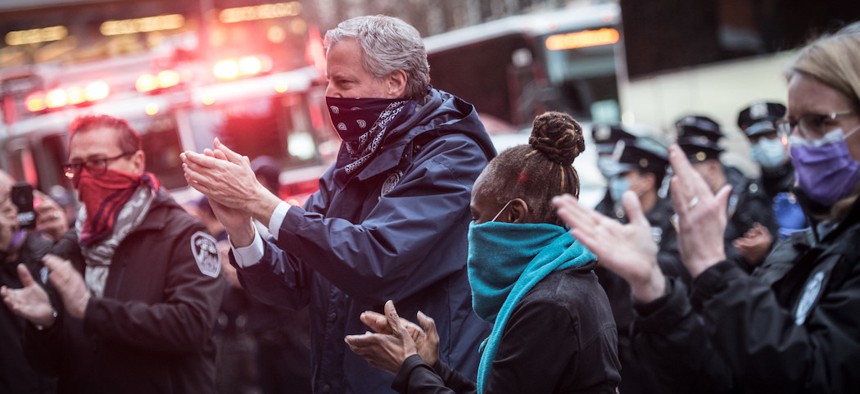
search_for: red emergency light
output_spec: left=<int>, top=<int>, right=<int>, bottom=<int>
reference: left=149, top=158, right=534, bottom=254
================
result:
left=25, top=80, right=110, bottom=112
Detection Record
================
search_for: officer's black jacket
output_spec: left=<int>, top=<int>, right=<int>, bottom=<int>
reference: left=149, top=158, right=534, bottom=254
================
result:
left=23, top=190, right=225, bottom=394
left=630, top=195, right=860, bottom=393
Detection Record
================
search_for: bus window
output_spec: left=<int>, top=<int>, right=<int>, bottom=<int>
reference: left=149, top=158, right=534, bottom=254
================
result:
left=540, top=29, right=620, bottom=122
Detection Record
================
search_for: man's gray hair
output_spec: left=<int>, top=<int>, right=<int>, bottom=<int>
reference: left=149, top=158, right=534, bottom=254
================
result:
left=324, top=15, right=430, bottom=98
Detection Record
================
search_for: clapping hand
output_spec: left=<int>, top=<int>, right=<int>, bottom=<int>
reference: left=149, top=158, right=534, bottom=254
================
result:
left=345, top=300, right=440, bottom=374
left=553, top=191, right=666, bottom=302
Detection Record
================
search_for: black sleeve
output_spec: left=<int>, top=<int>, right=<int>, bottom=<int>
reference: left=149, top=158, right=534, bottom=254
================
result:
left=632, top=277, right=734, bottom=394
left=391, top=355, right=473, bottom=394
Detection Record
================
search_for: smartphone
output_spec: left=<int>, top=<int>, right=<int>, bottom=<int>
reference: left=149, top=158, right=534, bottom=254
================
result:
left=11, top=182, right=35, bottom=229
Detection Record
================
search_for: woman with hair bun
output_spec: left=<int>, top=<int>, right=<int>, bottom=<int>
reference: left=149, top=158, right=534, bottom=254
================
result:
left=345, top=112, right=621, bottom=393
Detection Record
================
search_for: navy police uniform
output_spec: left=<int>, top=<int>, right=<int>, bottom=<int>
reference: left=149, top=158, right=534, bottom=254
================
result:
left=593, top=123, right=638, bottom=215
left=676, top=115, right=777, bottom=270
left=597, top=137, right=681, bottom=394
left=738, top=102, right=808, bottom=239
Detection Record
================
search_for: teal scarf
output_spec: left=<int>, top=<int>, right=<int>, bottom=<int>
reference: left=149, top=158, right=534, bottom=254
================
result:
left=467, top=221, right=596, bottom=393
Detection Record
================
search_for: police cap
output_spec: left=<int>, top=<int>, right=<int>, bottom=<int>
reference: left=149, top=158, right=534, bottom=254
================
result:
left=591, top=123, right=637, bottom=155
left=675, top=115, right=722, bottom=142
left=737, top=102, right=786, bottom=138
left=612, top=137, right=669, bottom=177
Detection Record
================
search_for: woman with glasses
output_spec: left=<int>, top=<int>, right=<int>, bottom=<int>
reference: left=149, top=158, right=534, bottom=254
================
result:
left=344, top=112, right=621, bottom=393
left=554, top=24, right=860, bottom=393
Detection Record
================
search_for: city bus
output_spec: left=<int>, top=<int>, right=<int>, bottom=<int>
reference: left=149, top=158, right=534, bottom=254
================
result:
left=424, top=3, right=622, bottom=129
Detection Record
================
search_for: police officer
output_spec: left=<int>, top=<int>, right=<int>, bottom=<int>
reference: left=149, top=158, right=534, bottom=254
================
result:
left=738, top=102, right=808, bottom=239
left=597, top=137, right=682, bottom=394
left=1, top=115, right=225, bottom=393
left=592, top=123, right=638, bottom=216
left=676, top=114, right=777, bottom=269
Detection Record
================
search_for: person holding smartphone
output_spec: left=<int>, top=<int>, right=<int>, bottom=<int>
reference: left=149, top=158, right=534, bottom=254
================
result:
left=0, top=170, right=57, bottom=394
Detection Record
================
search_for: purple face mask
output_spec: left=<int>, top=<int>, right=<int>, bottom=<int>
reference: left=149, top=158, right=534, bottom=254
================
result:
left=789, top=126, right=860, bottom=207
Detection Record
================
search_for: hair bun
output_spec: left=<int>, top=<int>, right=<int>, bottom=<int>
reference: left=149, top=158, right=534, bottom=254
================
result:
left=528, top=111, right=585, bottom=166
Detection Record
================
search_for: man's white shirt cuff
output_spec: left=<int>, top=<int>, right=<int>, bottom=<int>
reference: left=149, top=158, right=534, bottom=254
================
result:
left=231, top=224, right=264, bottom=267
left=268, top=202, right=290, bottom=241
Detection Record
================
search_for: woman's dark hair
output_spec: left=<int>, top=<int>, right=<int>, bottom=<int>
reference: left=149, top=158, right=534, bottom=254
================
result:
left=483, top=111, right=585, bottom=225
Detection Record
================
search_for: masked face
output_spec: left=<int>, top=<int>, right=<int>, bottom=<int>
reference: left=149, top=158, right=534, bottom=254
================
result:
left=789, top=126, right=860, bottom=206
left=608, top=175, right=629, bottom=203
left=750, top=136, right=788, bottom=169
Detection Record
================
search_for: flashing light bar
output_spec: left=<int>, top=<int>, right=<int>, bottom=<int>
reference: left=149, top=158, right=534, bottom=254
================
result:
left=213, top=55, right=272, bottom=80
left=5, top=25, right=68, bottom=46
left=219, top=2, right=302, bottom=24
left=25, top=81, right=110, bottom=113
left=545, top=28, right=619, bottom=51
left=136, top=70, right=182, bottom=93
left=100, top=14, right=185, bottom=36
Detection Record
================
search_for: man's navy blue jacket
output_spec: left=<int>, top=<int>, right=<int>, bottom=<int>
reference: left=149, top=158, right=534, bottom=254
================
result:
left=235, top=88, right=496, bottom=393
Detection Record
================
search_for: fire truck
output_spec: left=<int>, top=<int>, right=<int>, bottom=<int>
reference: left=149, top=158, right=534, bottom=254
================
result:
left=0, top=1, right=335, bottom=206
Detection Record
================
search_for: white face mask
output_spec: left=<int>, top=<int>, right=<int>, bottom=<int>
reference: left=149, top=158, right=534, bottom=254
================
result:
left=750, top=137, right=788, bottom=169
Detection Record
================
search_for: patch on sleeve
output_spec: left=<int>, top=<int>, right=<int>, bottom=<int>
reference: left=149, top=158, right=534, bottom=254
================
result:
left=190, top=231, right=221, bottom=278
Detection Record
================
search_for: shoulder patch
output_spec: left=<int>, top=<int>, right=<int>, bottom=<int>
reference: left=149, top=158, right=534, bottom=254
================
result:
left=190, top=231, right=221, bottom=278
left=794, top=270, right=825, bottom=326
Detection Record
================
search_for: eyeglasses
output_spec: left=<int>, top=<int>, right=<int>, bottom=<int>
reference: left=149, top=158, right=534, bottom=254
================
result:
left=63, top=151, right=134, bottom=180
left=775, top=111, right=856, bottom=141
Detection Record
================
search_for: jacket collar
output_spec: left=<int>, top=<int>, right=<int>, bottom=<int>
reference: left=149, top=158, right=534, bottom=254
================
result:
left=131, top=189, right=175, bottom=233
left=354, top=89, right=493, bottom=182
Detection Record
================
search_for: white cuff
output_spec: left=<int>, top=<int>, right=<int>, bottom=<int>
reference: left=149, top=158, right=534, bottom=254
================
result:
left=268, top=202, right=290, bottom=241
left=231, top=225, right=264, bottom=268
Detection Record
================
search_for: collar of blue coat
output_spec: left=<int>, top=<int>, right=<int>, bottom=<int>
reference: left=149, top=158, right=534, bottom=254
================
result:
left=353, top=88, right=495, bottom=182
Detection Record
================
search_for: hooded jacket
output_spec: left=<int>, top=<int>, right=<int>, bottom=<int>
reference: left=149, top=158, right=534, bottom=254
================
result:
left=234, top=88, right=496, bottom=393
left=24, top=190, right=225, bottom=394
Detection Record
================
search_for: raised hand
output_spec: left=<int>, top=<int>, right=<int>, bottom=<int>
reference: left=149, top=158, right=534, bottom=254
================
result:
left=1, top=263, right=55, bottom=327
left=667, top=145, right=731, bottom=278
left=553, top=191, right=666, bottom=302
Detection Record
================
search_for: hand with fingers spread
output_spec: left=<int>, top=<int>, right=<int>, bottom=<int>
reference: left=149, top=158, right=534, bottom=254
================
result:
left=667, top=145, right=731, bottom=278
left=43, top=254, right=91, bottom=319
left=1, top=263, right=56, bottom=327
left=553, top=191, right=666, bottom=302
left=345, top=300, right=433, bottom=374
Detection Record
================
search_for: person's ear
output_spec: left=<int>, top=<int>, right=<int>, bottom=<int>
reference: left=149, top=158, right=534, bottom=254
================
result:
left=386, top=70, right=408, bottom=98
left=130, top=150, right=146, bottom=175
left=508, top=198, right=530, bottom=223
